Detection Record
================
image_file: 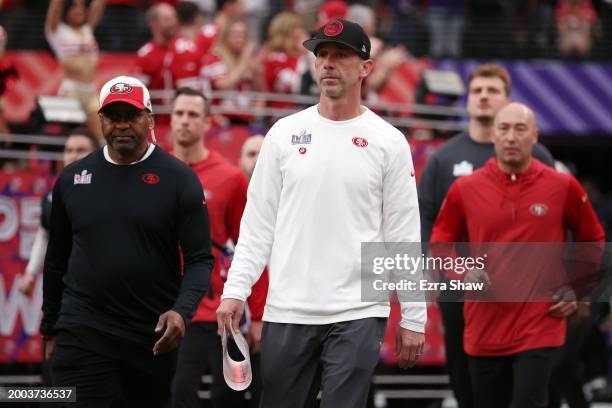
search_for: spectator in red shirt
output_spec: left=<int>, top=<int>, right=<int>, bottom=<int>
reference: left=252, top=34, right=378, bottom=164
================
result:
left=196, top=0, right=246, bottom=57
left=431, top=102, right=605, bottom=408
left=0, top=25, right=16, bottom=140
left=262, top=11, right=308, bottom=110
left=556, top=0, right=598, bottom=57
left=133, top=3, right=177, bottom=108
left=200, top=18, right=257, bottom=125
left=169, top=87, right=266, bottom=408
left=0, top=24, right=18, bottom=170
left=171, top=1, right=205, bottom=90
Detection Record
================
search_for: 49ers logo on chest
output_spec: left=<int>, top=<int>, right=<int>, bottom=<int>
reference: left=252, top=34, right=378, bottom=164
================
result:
left=529, top=203, right=548, bottom=216
left=352, top=137, right=368, bottom=148
left=142, top=173, right=160, bottom=184
left=110, top=83, right=133, bottom=94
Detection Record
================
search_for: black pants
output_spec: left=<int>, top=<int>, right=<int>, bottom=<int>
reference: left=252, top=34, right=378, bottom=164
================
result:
left=171, top=321, right=253, bottom=408
left=51, top=326, right=176, bottom=408
left=469, top=347, right=559, bottom=408
left=438, top=301, right=473, bottom=408
left=260, top=318, right=387, bottom=408
left=548, top=322, right=592, bottom=408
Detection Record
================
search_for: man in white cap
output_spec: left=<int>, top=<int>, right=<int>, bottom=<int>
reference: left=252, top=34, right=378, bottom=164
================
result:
left=41, top=75, right=214, bottom=407
left=217, top=19, right=426, bottom=407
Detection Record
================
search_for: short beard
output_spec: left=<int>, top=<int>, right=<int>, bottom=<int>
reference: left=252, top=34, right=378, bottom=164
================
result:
left=110, top=140, right=146, bottom=159
left=175, top=133, right=200, bottom=148
left=108, top=136, right=138, bottom=155
left=112, top=144, right=134, bottom=155
left=322, top=86, right=344, bottom=100
left=475, top=114, right=494, bottom=125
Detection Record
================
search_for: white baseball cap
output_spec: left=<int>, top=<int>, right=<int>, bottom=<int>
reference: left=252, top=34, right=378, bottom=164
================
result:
left=221, top=323, right=252, bottom=391
left=98, top=76, right=152, bottom=113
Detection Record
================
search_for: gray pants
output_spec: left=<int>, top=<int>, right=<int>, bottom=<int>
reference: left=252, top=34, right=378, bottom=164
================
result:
left=259, top=317, right=387, bottom=408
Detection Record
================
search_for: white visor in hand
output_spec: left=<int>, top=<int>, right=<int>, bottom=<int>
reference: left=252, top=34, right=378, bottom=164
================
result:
left=222, top=322, right=252, bottom=391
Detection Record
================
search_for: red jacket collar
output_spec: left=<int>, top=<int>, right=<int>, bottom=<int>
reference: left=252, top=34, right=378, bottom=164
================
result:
left=168, top=149, right=224, bottom=172
left=190, top=150, right=226, bottom=172
left=484, top=157, right=546, bottom=185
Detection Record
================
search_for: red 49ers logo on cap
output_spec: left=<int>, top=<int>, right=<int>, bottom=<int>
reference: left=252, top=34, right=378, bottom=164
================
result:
left=352, top=137, right=368, bottom=148
left=110, top=83, right=133, bottom=94
left=324, top=20, right=344, bottom=36
left=142, top=173, right=160, bottom=184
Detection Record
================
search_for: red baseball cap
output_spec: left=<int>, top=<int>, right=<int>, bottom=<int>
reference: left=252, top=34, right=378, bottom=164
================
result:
left=98, top=75, right=153, bottom=113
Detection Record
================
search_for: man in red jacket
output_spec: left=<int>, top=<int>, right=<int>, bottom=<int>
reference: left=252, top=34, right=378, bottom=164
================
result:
left=133, top=3, right=177, bottom=107
left=169, top=87, right=267, bottom=408
left=431, top=102, right=605, bottom=408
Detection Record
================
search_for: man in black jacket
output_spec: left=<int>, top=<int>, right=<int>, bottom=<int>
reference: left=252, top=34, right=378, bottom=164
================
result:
left=42, top=75, right=214, bottom=407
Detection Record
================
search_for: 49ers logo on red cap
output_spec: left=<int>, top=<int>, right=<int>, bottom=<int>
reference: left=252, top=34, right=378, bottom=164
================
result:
left=110, top=83, right=133, bottom=94
left=352, top=137, right=368, bottom=148
left=324, top=20, right=344, bottom=36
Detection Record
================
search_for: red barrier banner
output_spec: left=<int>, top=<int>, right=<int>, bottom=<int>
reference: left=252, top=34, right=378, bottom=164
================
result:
left=0, top=171, right=55, bottom=363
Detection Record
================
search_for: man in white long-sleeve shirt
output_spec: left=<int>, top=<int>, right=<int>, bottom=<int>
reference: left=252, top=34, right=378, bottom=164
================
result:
left=217, top=18, right=426, bottom=408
